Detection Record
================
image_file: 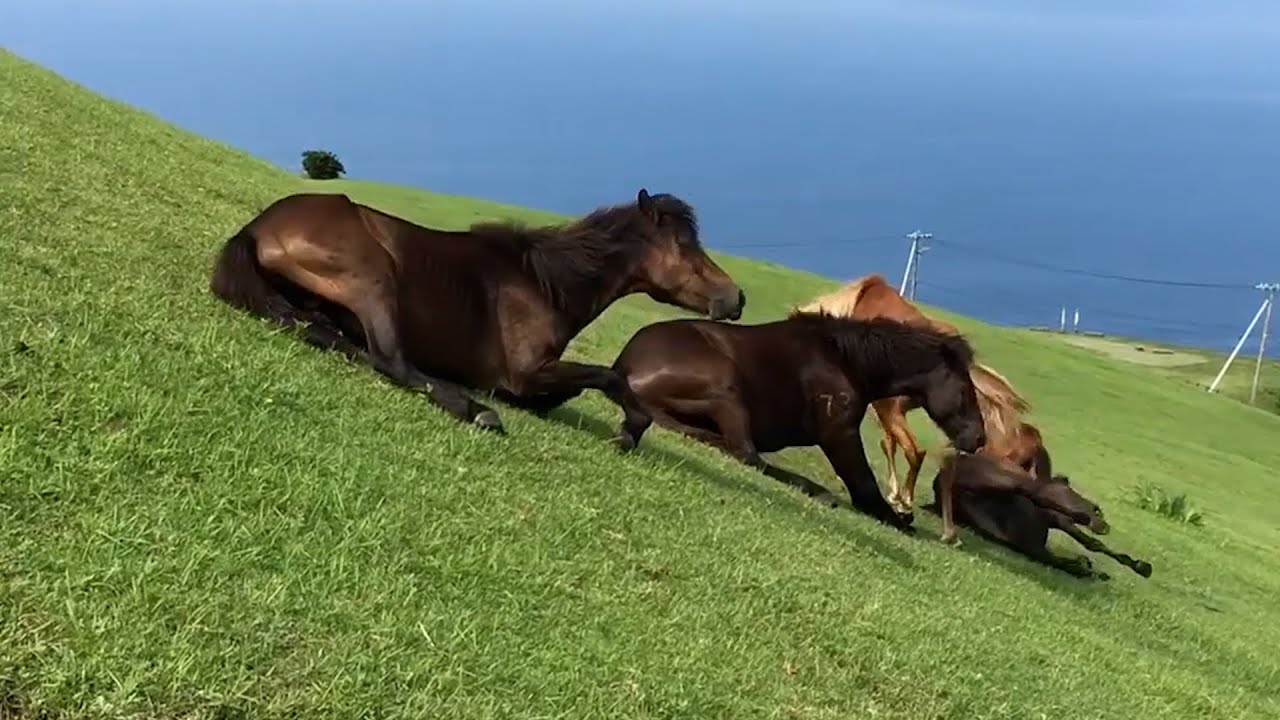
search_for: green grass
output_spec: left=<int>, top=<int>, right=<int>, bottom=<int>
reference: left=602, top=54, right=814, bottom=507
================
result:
left=1051, top=331, right=1280, bottom=414
left=3, top=47, right=1280, bottom=719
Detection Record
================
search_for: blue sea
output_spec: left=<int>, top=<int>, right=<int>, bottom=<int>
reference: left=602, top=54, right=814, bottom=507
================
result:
left=4, top=0, right=1279, bottom=355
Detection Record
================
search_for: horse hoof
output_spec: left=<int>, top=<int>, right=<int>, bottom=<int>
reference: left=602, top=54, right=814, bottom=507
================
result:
left=472, top=410, right=505, bottom=434
left=611, top=432, right=637, bottom=453
left=1135, top=561, right=1153, bottom=578
left=940, top=533, right=961, bottom=547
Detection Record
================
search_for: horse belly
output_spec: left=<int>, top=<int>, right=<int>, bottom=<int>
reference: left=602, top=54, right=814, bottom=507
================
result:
left=961, top=492, right=1048, bottom=550
left=738, top=378, right=811, bottom=452
left=398, top=272, right=499, bottom=386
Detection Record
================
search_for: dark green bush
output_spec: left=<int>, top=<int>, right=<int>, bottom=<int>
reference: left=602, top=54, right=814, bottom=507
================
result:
left=301, top=149, right=345, bottom=180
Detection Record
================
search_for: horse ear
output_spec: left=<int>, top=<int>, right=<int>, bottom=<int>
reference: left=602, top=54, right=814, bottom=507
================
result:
left=637, top=188, right=655, bottom=218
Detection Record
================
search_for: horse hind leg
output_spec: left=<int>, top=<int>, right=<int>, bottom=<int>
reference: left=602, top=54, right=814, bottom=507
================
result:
left=211, top=229, right=368, bottom=362
left=248, top=231, right=501, bottom=432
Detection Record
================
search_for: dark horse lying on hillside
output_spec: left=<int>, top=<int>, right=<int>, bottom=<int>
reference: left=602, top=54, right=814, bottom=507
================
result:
left=924, top=451, right=1153, bottom=580
left=209, top=189, right=744, bottom=446
left=610, top=312, right=989, bottom=535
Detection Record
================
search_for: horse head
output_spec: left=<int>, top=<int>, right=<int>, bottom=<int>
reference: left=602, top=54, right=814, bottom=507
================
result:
left=629, top=189, right=744, bottom=321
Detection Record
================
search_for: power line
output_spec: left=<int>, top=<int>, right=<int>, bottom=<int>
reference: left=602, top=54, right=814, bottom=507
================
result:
left=716, top=230, right=1257, bottom=290
left=717, top=233, right=901, bottom=250
left=915, top=281, right=1242, bottom=334
left=930, top=237, right=1254, bottom=290
left=919, top=280, right=1255, bottom=336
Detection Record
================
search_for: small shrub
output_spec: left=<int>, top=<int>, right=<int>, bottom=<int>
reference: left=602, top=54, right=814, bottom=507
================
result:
left=1133, top=483, right=1205, bottom=526
left=301, top=149, right=346, bottom=180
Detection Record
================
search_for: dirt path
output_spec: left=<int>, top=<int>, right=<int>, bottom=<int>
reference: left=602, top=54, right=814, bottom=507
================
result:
left=1057, top=334, right=1206, bottom=367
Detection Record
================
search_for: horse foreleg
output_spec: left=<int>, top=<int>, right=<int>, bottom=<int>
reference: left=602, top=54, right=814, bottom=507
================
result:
left=1027, top=545, right=1100, bottom=579
left=492, top=388, right=585, bottom=416
left=897, top=427, right=927, bottom=513
left=508, top=360, right=650, bottom=451
left=879, top=434, right=903, bottom=509
left=873, top=403, right=925, bottom=515
left=1046, top=511, right=1153, bottom=578
left=816, top=417, right=914, bottom=534
left=938, top=455, right=961, bottom=545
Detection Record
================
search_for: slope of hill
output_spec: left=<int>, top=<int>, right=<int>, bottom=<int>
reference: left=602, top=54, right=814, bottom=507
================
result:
left=3, top=48, right=1280, bottom=719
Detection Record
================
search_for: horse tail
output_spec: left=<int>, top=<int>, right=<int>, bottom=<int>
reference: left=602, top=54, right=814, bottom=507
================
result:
left=793, top=273, right=884, bottom=317
left=210, top=227, right=297, bottom=322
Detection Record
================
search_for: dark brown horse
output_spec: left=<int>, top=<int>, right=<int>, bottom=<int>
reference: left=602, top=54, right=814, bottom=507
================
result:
left=209, top=189, right=744, bottom=445
left=924, top=451, right=1153, bottom=580
left=610, top=312, right=988, bottom=536
left=797, top=273, right=1039, bottom=524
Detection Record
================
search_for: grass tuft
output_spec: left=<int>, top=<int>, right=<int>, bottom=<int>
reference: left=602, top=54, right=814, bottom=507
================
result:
left=1132, top=484, right=1206, bottom=527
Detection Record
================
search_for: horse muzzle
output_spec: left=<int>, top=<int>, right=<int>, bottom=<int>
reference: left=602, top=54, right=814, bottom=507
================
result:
left=952, top=433, right=985, bottom=456
left=709, top=287, right=745, bottom=321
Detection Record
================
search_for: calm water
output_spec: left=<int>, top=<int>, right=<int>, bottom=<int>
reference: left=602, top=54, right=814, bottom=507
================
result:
left=5, top=0, right=1279, bottom=354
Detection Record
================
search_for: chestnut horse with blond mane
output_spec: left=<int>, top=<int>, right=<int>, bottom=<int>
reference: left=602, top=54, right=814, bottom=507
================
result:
left=796, top=273, right=1044, bottom=539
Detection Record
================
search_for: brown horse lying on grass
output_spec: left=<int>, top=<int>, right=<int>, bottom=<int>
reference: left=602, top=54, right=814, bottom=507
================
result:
left=797, top=273, right=1041, bottom=523
left=210, top=189, right=744, bottom=447
left=924, top=451, right=1153, bottom=580
left=611, top=312, right=988, bottom=535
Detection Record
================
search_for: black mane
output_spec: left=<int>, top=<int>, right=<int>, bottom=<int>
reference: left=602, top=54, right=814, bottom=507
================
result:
left=469, top=193, right=699, bottom=310
left=787, top=310, right=975, bottom=381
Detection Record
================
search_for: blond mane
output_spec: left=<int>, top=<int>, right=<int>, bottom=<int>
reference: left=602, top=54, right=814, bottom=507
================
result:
left=794, top=273, right=887, bottom=317
left=971, top=362, right=1031, bottom=448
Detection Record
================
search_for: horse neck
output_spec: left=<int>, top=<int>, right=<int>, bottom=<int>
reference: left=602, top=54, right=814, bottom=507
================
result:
left=533, top=245, right=638, bottom=343
left=834, top=337, right=929, bottom=401
left=797, top=276, right=872, bottom=316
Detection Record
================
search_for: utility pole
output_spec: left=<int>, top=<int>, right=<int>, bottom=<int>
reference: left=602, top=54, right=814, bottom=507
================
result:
left=1249, top=282, right=1278, bottom=404
left=1209, top=282, right=1277, bottom=396
left=899, top=230, right=932, bottom=301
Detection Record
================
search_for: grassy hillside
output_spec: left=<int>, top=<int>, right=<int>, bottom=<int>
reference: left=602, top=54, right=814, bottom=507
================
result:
left=3, top=48, right=1280, bottom=719
left=1049, top=332, right=1280, bottom=414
